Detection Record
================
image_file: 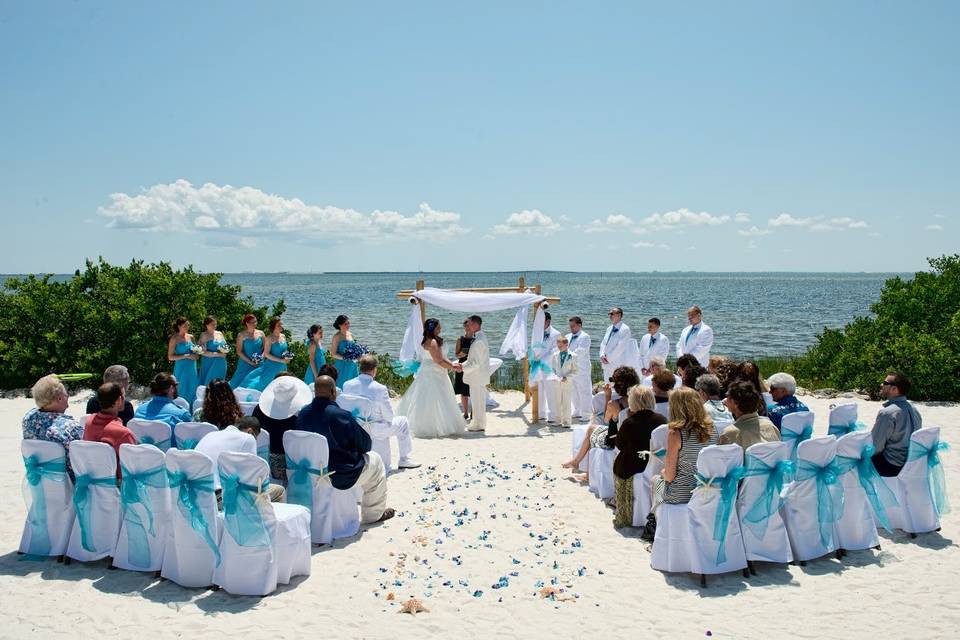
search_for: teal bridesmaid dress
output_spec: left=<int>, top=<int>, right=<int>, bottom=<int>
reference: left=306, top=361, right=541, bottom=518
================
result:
left=229, top=336, right=264, bottom=388
left=172, top=341, right=200, bottom=406
left=199, top=339, right=228, bottom=385
left=303, top=343, right=327, bottom=385
left=240, top=340, right=289, bottom=391
left=333, top=339, right=360, bottom=389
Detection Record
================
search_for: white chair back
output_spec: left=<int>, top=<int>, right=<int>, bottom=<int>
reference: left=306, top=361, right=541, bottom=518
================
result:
left=688, top=444, right=748, bottom=575
left=762, top=392, right=773, bottom=407
left=196, top=385, right=207, bottom=402
left=161, top=449, right=221, bottom=588
left=174, top=421, right=217, bottom=449
left=828, top=402, right=860, bottom=437
left=256, top=428, right=271, bottom=464
left=653, top=401, right=670, bottom=421
left=781, top=411, right=815, bottom=461
left=738, top=440, right=794, bottom=564
left=833, top=430, right=880, bottom=550
left=128, top=418, right=173, bottom=451
left=65, top=441, right=121, bottom=562
left=782, top=435, right=840, bottom=561
left=284, top=430, right=359, bottom=543
left=894, top=426, right=945, bottom=534
left=113, top=444, right=171, bottom=571
left=173, top=397, right=190, bottom=410
left=337, top=394, right=375, bottom=422
left=239, top=401, right=258, bottom=416
left=19, top=440, right=75, bottom=557
left=645, top=424, right=669, bottom=478
left=234, top=388, right=262, bottom=403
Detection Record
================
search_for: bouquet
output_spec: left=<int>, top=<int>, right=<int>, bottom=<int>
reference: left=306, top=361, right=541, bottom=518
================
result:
left=341, top=342, right=369, bottom=361
left=251, top=353, right=264, bottom=365
left=281, top=350, right=295, bottom=360
left=190, top=344, right=204, bottom=356
left=217, top=344, right=230, bottom=354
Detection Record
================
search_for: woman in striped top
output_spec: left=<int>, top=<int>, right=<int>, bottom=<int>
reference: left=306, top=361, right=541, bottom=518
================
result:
left=662, top=387, right=718, bottom=504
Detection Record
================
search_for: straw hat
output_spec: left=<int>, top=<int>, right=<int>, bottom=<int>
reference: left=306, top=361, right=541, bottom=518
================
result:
left=258, top=376, right=312, bottom=420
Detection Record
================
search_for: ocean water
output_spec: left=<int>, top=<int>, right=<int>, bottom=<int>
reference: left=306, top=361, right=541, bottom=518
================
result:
left=220, top=271, right=901, bottom=359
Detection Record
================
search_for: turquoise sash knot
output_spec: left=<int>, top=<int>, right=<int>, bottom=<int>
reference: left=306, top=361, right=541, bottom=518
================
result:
left=72, top=472, right=118, bottom=552
left=741, top=455, right=796, bottom=538
left=220, top=473, right=272, bottom=548
left=119, top=464, right=167, bottom=568
left=696, top=466, right=747, bottom=564
left=167, top=471, right=220, bottom=564
left=138, top=435, right=171, bottom=452
left=284, top=455, right=330, bottom=509
left=907, top=439, right=951, bottom=516
left=794, top=459, right=845, bottom=548
left=782, top=425, right=813, bottom=455
left=256, top=445, right=269, bottom=463
left=654, top=448, right=666, bottom=459
left=179, top=439, right=200, bottom=450
left=22, top=455, right=67, bottom=556
left=834, top=443, right=899, bottom=531
left=827, top=420, right=865, bottom=438
left=527, top=343, right=553, bottom=378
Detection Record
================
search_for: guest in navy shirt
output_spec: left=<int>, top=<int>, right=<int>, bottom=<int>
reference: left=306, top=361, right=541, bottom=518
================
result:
left=766, top=372, right=809, bottom=429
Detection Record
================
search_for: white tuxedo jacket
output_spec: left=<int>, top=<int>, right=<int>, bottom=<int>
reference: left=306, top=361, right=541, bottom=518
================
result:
left=342, top=374, right=394, bottom=422
left=639, top=332, right=670, bottom=370
left=549, top=351, right=578, bottom=380
left=599, top=322, right=632, bottom=367
left=676, top=322, right=713, bottom=367
left=565, top=331, right=591, bottom=377
left=462, top=331, right=491, bottom=387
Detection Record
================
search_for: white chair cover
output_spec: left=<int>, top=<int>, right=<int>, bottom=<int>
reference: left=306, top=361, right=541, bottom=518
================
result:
left=588, top=446, right=618, bottom=499
left=781, top=436, right=841, bottom=562
left=653, top=401, right=670, bottom=420
left=337, top=394, right=392, bottom=472
left=886, top=427, right=945, bottom=534
left=234, top=387, right=262, bottom=403
left=737, top=441, right=794, bottom=564
left=571, top=425, right=589, bottom=473
left=256, top=428, right=271, bottom=465
left=688, top=444, right=748, bottom=575
left=19, top=440, right=75, bottom=557
left=762, top=392, right=773, bottom=407
left=160, top=450, right=222, bottom=588
left=173, top=397, right=190, bottom=410
left=65, top=441, right=121, bottom=562
left=173, top=422, right=217, bottom=449
left=632, top=424, right=669, bottom=526
left=128, top=419, right=173, bottom=452
left=283, top=430, right=360, bottom=543
left=213, top=452, right=310, bottom=595
left=833, top=431, right=880, bottom=551
left=828, top=403, right=861, bottom=437
left=193, top=385, right=207, bottom=413
left=780, top=411, right=816, bottom=466
left=113, top=444, right=172, bottom=571
left=240, top=401, right=258, bottom=416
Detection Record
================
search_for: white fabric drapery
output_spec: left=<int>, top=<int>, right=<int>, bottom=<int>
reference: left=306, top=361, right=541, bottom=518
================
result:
left=399, top=301, right=425, bottom=363
left=410, top=287, right=546, bottom=312
left=499, top=304, right=529, bottom=359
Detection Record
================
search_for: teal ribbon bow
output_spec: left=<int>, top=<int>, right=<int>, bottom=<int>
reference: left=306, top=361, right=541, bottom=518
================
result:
left=741, top=454, right=796, bottom=539
left=907, top=439, right=951, bottom=516
left=284, top=455, right=331, bottom=510
left=178, top=438, right=200, bottom=450
left=794, top=459, right=845, bottom=548
left=782, top=425, right=813, bottom=456
left=167, top=471, right=221, bottom=565
left=827, top=420, right=865, bottom=438
left=527, top=343, right=553, bottom=379
left=119, top=464, right=168, bottom=568
left=696, top=466, right=747, bottom=564
left=256, top=445, right=270, bottom=463
left=22, top=455, right=67, bottom=556
left=391, top=359, right=421, bottom=378
left=138, top=435, right=171, bottom=452
left=72, top=472, right=118, bottom=552
left=834, top=443, right=899, bottom=531
left=220, top=473, right=272, bottom=548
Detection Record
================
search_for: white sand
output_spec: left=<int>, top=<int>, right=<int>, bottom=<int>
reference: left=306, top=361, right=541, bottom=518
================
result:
left=1, top=391, right=958, bottom=639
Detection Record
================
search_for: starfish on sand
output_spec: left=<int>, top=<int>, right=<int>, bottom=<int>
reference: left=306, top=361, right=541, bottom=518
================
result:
left=399, top=598, right=430, bottom=615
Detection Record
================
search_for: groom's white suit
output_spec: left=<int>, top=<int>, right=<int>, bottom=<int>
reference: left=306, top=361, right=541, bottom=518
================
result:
left=461, top=330, right=491, bottom=430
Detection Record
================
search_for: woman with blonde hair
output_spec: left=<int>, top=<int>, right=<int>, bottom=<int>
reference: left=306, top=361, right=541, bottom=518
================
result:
left=612, top=385, right=668, bottom=528
left=22, top=375, right=85, bottom=477
left=661, top=387, right=718, bottom=505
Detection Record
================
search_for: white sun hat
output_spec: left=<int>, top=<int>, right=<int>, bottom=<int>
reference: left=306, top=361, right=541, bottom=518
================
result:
left=258, top=375, right=313, bottom=420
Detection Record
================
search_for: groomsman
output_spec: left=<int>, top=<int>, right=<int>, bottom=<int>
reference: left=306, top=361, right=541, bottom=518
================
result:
left=599, top=307, right=631, bottom=385
left=549, top=335, right=578, bottom=427
left=639, top=317, right=669, bottom=375
left=537, top=312, right=563, bottom=423
left=566, top=316, right=593, bottom=422
left=676, top=305, right=714, bottom=368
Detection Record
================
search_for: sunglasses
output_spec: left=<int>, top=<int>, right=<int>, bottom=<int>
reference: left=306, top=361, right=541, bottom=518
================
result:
left=881, top=380, right=895, bottom=386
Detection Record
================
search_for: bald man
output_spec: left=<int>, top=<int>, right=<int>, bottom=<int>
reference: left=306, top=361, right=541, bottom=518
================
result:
left=296, top=376, right=394, bottom=523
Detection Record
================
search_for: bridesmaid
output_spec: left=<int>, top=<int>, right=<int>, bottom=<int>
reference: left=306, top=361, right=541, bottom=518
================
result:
left=240, top=317, right=293, bottom=391
left=198, top=315, right=228, bottom=385
left=168, top=317, right=200, bottom=406
left=330, top=314, right=359, bottom=389
left=303, top=324, right=327, bottom=385
left=229, top=313, right=265, bottom=389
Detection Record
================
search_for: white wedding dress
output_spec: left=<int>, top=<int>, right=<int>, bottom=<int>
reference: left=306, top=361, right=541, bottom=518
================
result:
left=397, top=345, right=466, bottom=439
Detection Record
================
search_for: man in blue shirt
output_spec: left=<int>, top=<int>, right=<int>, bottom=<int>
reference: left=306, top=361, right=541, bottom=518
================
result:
left=296, top=376, right=394, bottom=523
left=133, top=372, right=192, bottom=429
left=766, top=372, right=809, bottom=429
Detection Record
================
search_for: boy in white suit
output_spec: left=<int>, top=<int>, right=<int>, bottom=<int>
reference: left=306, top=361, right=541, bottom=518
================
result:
left=676, top=305, right=714, bottom=368
left=549, top=335, right=578, bottom=427
left=639, top=317, right=670, bottom=375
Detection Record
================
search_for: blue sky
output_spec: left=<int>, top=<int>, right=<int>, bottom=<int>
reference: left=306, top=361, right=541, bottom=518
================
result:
left=1, top=1, right=957, bottom=274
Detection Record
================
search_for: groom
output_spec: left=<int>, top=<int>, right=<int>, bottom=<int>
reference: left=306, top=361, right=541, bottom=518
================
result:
left=461, top=315, right=491, bottom=432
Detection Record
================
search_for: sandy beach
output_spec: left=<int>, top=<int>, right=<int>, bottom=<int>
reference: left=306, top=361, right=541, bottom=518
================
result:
left=1, top=391, right=957, bottom=639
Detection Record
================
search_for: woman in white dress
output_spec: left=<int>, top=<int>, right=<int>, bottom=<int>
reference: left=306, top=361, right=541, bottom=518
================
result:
left=397, top=318, right=466, bottom=438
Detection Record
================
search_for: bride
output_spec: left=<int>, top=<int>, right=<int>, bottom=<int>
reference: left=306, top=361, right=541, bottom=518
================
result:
left=397, top=318, right=466, bottom=438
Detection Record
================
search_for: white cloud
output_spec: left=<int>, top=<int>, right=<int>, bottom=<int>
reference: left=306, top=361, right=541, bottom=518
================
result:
left=768, top=213, right=869, bottom=232
left=490, top=209, right=560, bottom=236
left=632, top=240, right=670, bottom=249
left=933, top=213, right=946, bottom=219
left=747, top=239, right=758, bottom=250
left=639, top=208, right=730, bottom=229
left=737, top=225, right=771, bottom=237
left=585, top=213, right=634, bottom=233
left=98, top=180, right=469, bottom=242
left=735, top=212, right=750, bottom=223
left=927, top=224, right=944, bottom=231
left=768, top=213, right=813, bottom=227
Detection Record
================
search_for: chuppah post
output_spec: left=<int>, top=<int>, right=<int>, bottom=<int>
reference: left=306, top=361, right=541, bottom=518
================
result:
left=415, top=279, right=426, bottom=320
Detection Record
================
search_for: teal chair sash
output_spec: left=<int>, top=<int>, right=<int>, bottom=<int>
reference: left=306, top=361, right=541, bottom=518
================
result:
left=22, top=455, right=67, bottom=556
left=695, top=466, right=746, bottom=564
left=119, top=464, right=168, bottom=568
left=72, top=472, right=118, bottom=552
left=167, top=471, right=221, bottom=564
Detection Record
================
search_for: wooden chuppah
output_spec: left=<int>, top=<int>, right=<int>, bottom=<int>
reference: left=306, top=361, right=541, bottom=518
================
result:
left=396, top=276, right=561, bottom=422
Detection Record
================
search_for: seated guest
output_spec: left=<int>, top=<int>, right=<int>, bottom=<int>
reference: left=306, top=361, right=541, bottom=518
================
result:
left=720, top=381, right=781, bottom=448
left=83, top=382, right=137, bottom=478
left=661, top=387, right=718, bottom=505
left=682, top=363, right=707, bottom=389
left=319, top=363, right=339, bottom=384
left=22, top=374, right=85, bottom=477
left=730, top=361, right=769, bottom=415
left=871, top=372, right=923, bottom=477
left=252, top=373, right=313, bottom=482
left=613, top=386, right=668, bottom=528
left=651, top=369, right=676, bottom=418
left=193, top=378, right=243, bottom=428
left=134, top=373, right=192, bottom=429
left=296, top=376, right=395, bottom=523
left=342, top=354, right=420, bottom=469
left=196, top=415, right=286, bottom=505
left=675, top=354, right=699, bottom=383
left=695, top=374, right=732, bottom=424
left=85, top=365, right=135, bottom=425
left=642, top=356, right=683, bottom=390
left=765, top=372, right=809, bottom=429
left=708, top=355, right=732, bottom=377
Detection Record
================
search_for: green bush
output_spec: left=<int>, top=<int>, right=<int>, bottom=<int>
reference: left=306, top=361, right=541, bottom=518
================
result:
left=790, top=254, right=960, bottom=400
